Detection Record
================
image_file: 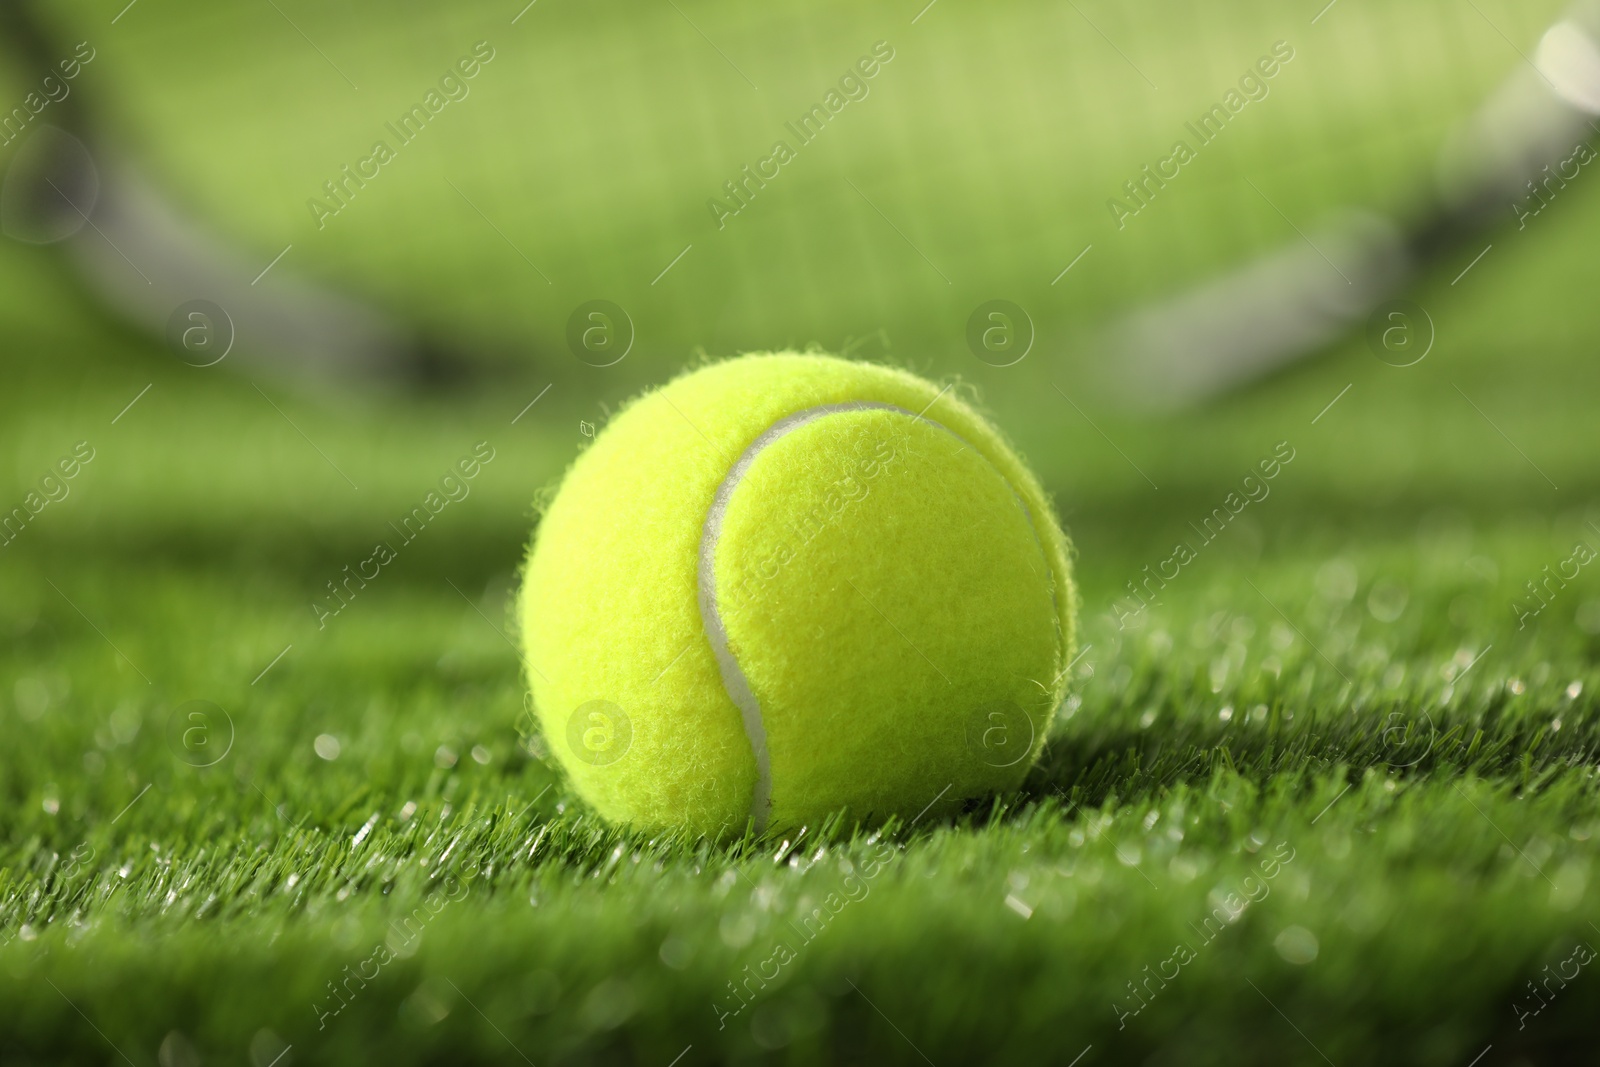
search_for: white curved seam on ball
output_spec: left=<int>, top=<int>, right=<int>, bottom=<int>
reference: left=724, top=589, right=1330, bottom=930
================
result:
left=699, top=401, right=916, bottom=832
left=700, top=397, right=1061, bottom=828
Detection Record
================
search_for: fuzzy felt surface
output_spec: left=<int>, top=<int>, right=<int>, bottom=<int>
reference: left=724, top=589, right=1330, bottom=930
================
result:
left=519, top=353, right=1076, bottom=834
left=714, top=405, right=1062, bottom=826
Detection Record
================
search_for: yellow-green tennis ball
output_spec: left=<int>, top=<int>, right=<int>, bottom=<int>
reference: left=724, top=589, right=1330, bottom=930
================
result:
left=519, top=353, right=1075, bottom=835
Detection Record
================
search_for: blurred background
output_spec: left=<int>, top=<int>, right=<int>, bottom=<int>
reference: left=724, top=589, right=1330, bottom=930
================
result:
left=6, top=0, right=1600, bottom=890
left=2, top=0, right=1596, bottom=539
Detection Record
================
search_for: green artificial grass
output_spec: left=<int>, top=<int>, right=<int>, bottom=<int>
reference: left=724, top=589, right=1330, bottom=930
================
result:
left=6, top=497, right=1600, bottom=1066
left=4, top=292, right=1598, bottom=1065
left=3, top=0, right=1600, bottom=1064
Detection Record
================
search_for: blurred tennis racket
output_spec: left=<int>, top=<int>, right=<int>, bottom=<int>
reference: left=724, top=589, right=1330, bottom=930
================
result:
left=0, top=0, right=466, bottom=386
left=1109, top=0, right=1600, bottom=408
left=1, top=0, right=1589, bottom=397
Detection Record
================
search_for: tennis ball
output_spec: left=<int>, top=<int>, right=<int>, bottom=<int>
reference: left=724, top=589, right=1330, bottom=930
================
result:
left=519, top=353, right=1075, bottom=835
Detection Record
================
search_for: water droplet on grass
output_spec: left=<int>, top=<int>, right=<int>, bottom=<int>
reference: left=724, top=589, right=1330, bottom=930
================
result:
left=659, top=937, right=693, bottom=970
left=1274, top=925, right=1319, bottom=964
left=1315, top=559, right=1357, bottom=603
left=1367, top=580, right=1409, bottom=622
